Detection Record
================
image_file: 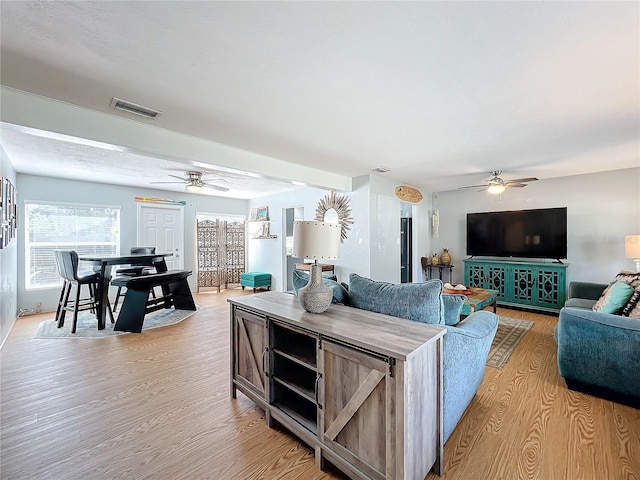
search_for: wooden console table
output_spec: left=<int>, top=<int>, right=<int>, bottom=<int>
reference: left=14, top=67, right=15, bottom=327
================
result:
left=229, top=292, right=446, bottom=479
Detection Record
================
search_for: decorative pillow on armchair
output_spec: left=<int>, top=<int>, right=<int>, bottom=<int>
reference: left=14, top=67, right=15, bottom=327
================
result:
left=593, top=280, right=635, bottom=314
left=621, top=286, right=640, bottom=318
left=347, top=273, right=443, bottom=324
left=600, top=271, right=640, bottom=315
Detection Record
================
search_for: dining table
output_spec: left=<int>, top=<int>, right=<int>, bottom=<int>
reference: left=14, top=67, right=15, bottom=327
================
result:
left=79, top=252, right=172, bottom=329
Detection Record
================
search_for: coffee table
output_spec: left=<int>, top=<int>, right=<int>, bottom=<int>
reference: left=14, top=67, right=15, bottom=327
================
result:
left=460, top=288, right=499, bottom=316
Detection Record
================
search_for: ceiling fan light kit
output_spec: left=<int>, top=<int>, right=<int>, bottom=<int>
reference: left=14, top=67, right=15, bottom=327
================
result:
left=185, top=183, right=202, bottom=193
left=487, top=184, right=506, bottom=195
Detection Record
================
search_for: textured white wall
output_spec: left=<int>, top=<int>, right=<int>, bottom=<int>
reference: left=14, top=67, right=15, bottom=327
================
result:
left=247, top=183, right=372, bottom=290
left=431, top=168, right=640, bottom=285
left=0, top=147, right=18, bottom=347
left=16, top=174, right=248, bottom=313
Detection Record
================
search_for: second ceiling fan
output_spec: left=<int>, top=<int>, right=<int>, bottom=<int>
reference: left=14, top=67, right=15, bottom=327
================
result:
left=151, top=170, right=230, bottom=193
left=458, top=170, right=538, bottom=194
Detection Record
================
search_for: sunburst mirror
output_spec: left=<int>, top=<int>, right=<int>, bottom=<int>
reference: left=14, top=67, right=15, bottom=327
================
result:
left=315, top=191, right=353, bottom=242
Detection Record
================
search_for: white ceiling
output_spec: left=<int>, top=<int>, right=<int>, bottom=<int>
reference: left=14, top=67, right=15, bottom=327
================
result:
left=1, top=1, right=638, bottom=198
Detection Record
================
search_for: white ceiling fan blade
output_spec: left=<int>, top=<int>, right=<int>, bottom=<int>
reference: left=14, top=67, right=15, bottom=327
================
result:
left=150, top=181, right=185, bottom=184
left=457, top=184, right=487, bottom=190
left=505, top=183, right=527, bottom=188
left=203, top=182, right=230, bottom=192
left=168, top=174, right=188, bottom=181
left=203, top=177, right=229, bottom=183
left=507, top=177, right=538, bottom=183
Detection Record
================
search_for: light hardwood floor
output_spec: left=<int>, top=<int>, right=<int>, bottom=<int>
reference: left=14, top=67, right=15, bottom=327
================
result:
left=1, top=289, right=639, bottom=480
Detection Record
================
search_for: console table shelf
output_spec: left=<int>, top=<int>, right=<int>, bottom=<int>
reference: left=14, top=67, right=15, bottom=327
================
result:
left=229, top=291, right=446, bottom=479
left=464, top=259, right=568, bottom=312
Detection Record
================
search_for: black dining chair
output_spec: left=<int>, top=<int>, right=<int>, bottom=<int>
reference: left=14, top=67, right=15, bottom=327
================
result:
left=113, top=246, right=157, bottom=311
left=54, top=250, right=114, bottom=333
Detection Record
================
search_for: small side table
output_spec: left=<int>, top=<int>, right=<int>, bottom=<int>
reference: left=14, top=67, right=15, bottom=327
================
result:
left=424, top=264, right=454, bottom=283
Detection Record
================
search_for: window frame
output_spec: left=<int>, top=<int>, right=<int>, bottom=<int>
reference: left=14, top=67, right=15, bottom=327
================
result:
left=24, top=200, right=121, bottom=291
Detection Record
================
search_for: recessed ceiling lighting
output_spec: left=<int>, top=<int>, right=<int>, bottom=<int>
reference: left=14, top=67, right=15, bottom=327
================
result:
left=371, top=167, right=390, bottom=173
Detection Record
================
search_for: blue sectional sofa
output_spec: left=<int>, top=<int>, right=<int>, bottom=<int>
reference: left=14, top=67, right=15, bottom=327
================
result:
left=556, top=281, right=640, bottom=407
left=345, top=274, right=499, bottom=442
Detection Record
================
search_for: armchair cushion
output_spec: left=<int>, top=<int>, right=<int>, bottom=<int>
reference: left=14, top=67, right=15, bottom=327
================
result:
left=568, top=281, right=607, bottom=301
left=556, top=307, right=640, bottom=405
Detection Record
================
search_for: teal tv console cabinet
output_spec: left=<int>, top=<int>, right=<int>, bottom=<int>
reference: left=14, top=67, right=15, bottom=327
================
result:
left=464, top=259, right=568, bottom=313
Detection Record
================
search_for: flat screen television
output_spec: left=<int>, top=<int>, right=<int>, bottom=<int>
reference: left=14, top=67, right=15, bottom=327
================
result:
left=466, top=207, right=567, bottom=260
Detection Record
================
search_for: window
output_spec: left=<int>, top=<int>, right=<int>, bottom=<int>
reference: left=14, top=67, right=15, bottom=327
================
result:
left=25, top=202, right=121, bottom=290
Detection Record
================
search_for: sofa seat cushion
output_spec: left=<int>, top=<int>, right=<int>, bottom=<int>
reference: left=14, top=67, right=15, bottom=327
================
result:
left=565, top=297, right=598, bottom=310
left=292, top=269, right=347, bottom=304
left=348, top=273, right=443, bottom=324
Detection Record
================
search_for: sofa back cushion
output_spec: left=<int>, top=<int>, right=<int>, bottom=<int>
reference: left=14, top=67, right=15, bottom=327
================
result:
left=442, top=294, right=466, bottom=325
left=348, top=273, right=443, bottom=324
left=292, top=269, right=348, bottom=305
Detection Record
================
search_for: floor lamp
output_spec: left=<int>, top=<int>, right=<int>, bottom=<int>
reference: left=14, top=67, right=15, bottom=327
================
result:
left=292, top=220, right=341, bottom=313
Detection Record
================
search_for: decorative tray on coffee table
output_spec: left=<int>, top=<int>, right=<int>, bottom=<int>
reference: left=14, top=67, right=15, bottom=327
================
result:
left=443, top=287, right=473, bottom=295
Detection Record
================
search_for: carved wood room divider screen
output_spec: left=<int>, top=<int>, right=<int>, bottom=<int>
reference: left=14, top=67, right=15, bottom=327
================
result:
left=196, top=219, right=246, bottom=292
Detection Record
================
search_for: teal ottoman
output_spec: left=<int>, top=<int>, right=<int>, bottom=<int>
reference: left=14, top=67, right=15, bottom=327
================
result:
left=240, top=272, right=272, bottom=293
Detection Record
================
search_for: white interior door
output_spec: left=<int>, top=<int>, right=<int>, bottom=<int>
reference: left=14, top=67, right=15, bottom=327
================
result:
left=137, top=204, right=185, bottom=269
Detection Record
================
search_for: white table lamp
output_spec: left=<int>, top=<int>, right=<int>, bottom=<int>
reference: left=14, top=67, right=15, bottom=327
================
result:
left=292, top=221, right=341, bottom=313
left=625, top=235, right=640, bottom=272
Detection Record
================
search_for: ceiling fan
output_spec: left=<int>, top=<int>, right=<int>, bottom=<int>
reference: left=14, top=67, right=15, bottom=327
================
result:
left=458, top=170, right=538, bottom=194
left=151, top=170, right=230, bottom=193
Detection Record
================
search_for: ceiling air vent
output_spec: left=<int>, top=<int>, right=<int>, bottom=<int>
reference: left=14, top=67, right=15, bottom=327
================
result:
left=371, top=167, right=390, bottom=173
left=110, top=97, right=161, bottom=119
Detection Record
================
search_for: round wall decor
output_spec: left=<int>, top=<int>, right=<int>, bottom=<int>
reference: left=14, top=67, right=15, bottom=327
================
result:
left=395, top=185, right=423, bottom=203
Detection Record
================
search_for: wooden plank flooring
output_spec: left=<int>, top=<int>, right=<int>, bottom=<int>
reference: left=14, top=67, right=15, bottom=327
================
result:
left=1, top=290, right=639, bottom=479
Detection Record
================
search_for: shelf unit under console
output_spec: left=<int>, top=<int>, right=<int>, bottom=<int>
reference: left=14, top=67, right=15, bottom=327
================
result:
left=463, top=258, right=568, bottom=312
left=229, top=291, right=446, bottom=480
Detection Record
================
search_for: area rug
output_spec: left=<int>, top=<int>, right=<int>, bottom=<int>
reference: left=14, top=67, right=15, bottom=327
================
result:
left=34, top=307, right=200, bottom=339
left=486, top=316, right=534, bottom=369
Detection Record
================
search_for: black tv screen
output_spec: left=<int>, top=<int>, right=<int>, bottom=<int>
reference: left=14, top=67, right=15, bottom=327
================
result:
left=466, top=207, right=567, bottom=259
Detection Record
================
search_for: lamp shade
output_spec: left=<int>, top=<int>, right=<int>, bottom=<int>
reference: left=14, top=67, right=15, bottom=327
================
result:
left=293, top=221, right=341, bottom=260
left=625, top=235, right=640, bottom=259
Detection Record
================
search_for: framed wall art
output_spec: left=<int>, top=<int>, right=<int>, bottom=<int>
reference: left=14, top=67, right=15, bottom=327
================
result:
left=1, top=177, right=17, bottom=249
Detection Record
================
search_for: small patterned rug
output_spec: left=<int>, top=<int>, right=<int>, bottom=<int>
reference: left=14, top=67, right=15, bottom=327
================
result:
left=34, top=307, right=200, bottom=339
left=486, top=316, right=534, bottom=369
